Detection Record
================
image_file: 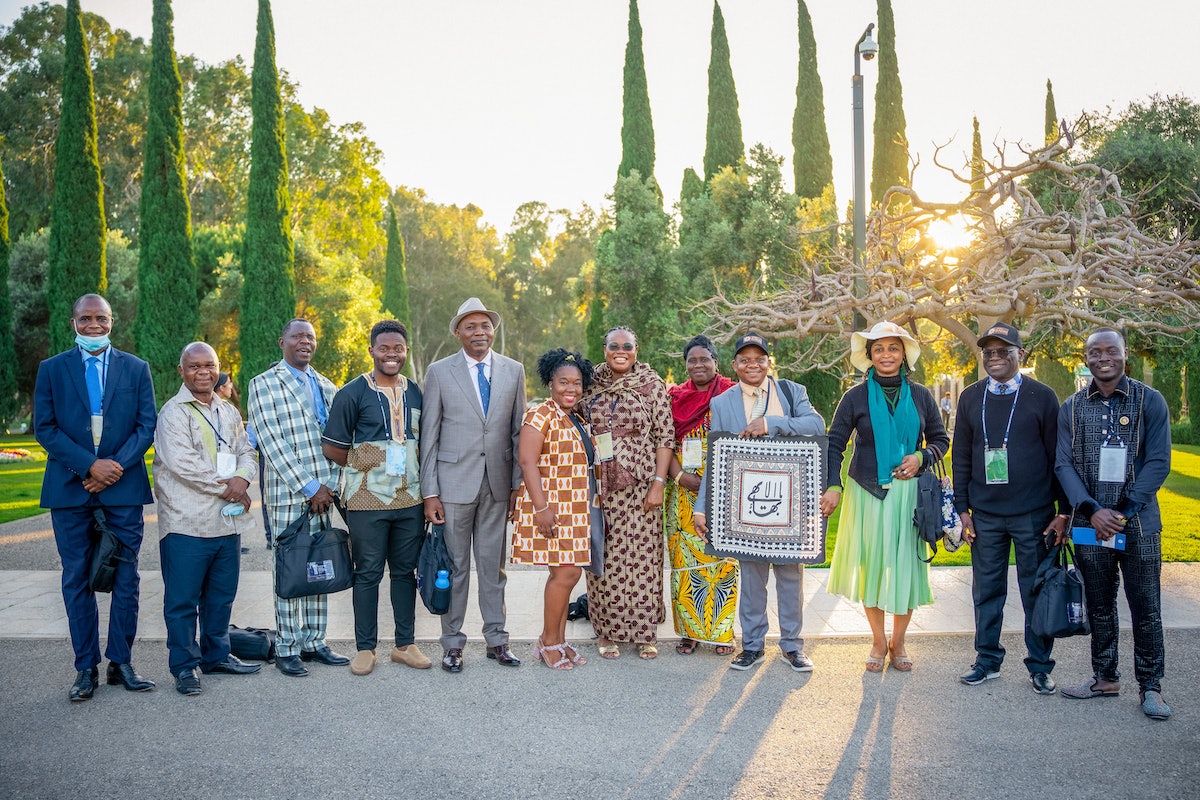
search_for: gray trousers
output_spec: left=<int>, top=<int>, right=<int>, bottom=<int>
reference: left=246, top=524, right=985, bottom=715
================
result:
left=739, top=560, right=804, bottom=653
left=439, top=479, right=510, bottom=650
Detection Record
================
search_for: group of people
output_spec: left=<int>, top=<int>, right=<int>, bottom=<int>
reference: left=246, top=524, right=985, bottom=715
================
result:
left=34, top=293, right=1171, bottom=721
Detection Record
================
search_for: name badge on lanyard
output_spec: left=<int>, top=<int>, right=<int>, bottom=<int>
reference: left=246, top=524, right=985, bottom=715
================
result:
left=386, top=440, right=407, bottom=476
left=984, top=448, right=1009, bottom=485
left=1098, top=442, right=1127, bottom=483
left=681, top=437, right=703, bottom=470
left=595, top=431, right=614, bottom=462
left=216, top=452, right=237, bottom=479
left=90, top=414, right=104, bottom=450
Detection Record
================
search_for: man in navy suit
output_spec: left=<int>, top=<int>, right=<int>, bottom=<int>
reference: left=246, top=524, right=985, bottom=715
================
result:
left=34, top=294, right=157, bottom=701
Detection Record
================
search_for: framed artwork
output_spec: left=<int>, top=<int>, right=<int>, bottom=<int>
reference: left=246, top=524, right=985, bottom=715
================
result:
left=703, top=432, right=827, bottom=564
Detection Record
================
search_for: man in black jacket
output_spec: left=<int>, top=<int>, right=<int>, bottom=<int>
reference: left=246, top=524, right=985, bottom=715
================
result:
left=953, top=323, right=1069, bottom=694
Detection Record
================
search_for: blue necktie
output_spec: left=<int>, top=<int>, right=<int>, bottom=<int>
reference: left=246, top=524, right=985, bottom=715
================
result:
left=476, top=362, right=490, bottom=416
left=306, top=371, right=327, bottom=426
left=85, top=356, right=103, bottom=414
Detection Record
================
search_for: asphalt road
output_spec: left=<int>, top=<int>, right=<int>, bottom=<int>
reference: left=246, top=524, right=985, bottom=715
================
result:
left=2, top=629, right=1196, bottom=800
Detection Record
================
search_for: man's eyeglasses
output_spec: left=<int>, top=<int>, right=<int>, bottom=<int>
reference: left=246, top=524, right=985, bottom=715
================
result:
left=981, top=347, right=1017, bottom=359
left=606, top=342, right=636, bottom=352
left=735, top=356, right=770, bottom=366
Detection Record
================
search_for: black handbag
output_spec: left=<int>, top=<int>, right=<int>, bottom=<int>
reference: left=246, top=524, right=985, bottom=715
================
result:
left=228, top=624, right=276, bottom=662
left=417, top=523, right=455, bottom=615
left=1030, top=541, right=1090, bottom=638
left=88, top=509, right=136, bottom=593
left=273, top=508, right=353, bottom=599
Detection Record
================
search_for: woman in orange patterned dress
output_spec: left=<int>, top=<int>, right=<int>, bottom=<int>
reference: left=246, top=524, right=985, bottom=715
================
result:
left=512, top=349, right=597, bottom=670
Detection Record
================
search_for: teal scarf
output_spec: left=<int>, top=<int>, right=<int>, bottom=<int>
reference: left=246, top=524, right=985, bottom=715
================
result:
left=867, top=368, right=920, bottom=487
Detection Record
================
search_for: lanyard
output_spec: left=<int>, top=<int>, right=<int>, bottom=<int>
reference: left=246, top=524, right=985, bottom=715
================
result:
left=588, top=395, right=620, bottom=430
left=567, top=409, right=596, bottom=467
left=190, top=401, right=230, bottom=449
left=981, top=382, right=1020, bottom=450
left=368, top=373, right=409, bottom=442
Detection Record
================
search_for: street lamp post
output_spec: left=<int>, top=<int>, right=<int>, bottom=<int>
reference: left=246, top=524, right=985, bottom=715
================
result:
left=852, top=23, right=878, bottom=331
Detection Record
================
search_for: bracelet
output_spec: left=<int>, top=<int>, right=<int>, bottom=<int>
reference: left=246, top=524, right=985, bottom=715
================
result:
left=652, top=476, right=667, bottom=485
left=534, top=505, right=549, bottom=514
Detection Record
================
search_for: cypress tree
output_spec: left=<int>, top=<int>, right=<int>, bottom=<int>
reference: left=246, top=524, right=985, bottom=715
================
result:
left=0, top=153, right=19, bottom=427
left=47, top=0, right=106, bottom=354
left=618, top=0, right=655, bottom=182
left=870, top=0, right=908, bottom=209
left=791, top=0, right=833, bottom=200
left=703, top=1, right=744, bottom=180
left=382, top=204, right=409, bottom=324
left=239, top=0, right=296, bottom=384
left=971, top=115, right=984, bottom=194
left=680, top=167, right=704, bottom=203
left=136, top=0, right=198, bottom=405
left=585, top=295, right=606, bottom=366
left=1044, top=79, right=1057, bottom=144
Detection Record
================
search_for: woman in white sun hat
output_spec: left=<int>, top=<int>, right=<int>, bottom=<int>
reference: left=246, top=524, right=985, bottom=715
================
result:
left=819, top=321, right=949, bottom=673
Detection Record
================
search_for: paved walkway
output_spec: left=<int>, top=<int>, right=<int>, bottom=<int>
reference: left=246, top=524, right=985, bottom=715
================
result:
left=3, top=511, right=1198, bottom=642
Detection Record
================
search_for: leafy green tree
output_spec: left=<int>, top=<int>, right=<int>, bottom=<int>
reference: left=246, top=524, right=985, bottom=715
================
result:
left=47, top=0, right=106, bottom=354
left=870, top=0, right=908, bottom=209
left=239, top=0, right=295, bottom=386
left=618, top=0, right=654, bottom=183
left=585, top=295, right=606, bottom=366
left=382, top=204, right=410, bottom=323
left=791, top=0, right=832, bottom=201
left=1033, top=355, right=1075, bottom=402
left=136, top=0, right=198, bottom=405
left=703, top=1, right=743, bottom=181
left=0, top=153, right=19, bottom=427
left=680, top=167, right=704, bottom=203
left=595, top=173, right=681, bottom=375
left=181, top=56, right=253, bottom=227
left=1044, top=79, right=1057, bottom=144
left=1152, top=350, right=1183, bottom=423
left=293, top=232, right=376, bottom=386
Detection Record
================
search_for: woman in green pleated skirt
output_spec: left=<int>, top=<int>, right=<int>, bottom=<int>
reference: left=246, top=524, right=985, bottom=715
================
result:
left=820, top=322, right=950, bottom=673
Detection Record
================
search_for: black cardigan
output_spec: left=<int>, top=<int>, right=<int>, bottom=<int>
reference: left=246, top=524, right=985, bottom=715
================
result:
left=826, top=377, right=950, bottom=500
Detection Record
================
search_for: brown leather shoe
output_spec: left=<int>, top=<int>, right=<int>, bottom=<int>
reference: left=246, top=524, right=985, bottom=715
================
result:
left=391, top=644, right=432, bottom=669
left=486, top=644, right=521, bottom=667
left=441, top=648, right=464, bottom=673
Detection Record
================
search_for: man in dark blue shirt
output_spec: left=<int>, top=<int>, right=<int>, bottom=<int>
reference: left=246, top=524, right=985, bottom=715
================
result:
left=1055, top=328, right=1172, bottom=721
left=953, top=323, right=1069, bottom=694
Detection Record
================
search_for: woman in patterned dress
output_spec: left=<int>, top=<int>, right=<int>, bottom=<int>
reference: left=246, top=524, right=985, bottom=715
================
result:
left=585, top=327, right=675, bottom=660
left=820, top=322, right=949, bottom=673
left=512, top=349, right=597, bottom=670
left=665, top=335, right=738, bottom=656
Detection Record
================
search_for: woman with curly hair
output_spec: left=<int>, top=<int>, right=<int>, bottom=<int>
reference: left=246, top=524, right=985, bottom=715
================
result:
left=512, top=348, right=600, bottom=670
left=584, top=327, right=674, bottom=660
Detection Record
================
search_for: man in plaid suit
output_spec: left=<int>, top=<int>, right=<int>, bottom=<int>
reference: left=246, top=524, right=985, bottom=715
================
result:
left=247, top=319, right=349, bottom=677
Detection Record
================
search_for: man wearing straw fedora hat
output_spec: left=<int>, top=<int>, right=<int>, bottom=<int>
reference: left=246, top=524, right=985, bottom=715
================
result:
left=420, top=298, right=527, bottom=673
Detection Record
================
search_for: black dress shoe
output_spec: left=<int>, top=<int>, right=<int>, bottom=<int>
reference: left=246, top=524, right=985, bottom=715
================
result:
left=442, top=648, right=464, bottom=673
left=486, top=644, right=521, bottom=667
left=202, top=655, right=262, bottom=675
left=300, top=645, right=350, bottom=666
left=106, top=662, right=155, bottom=692
left=1030, top=672, right=1057, bottom=695
left=275, top=655, right=309, bottom=677
left=69, top=667, right=100, bottom=702
left=174, top=669, right=202, bottom=696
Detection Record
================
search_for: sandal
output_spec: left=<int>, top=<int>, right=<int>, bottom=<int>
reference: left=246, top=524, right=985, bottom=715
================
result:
left=1061, top=677, right=1120, bottom=699
left=865, top=654, right=886, bottom=673
left=598, top=642, right=621, bottom=660
left=637, top=643, right=658, bottom=660
left=536, top=637, right=573, bottom=670
left=562, top=642, right=587, bottom=666
left=714, top=644, right=735, bottom=656
left=888, top=639, right=913, bottom=672
left=675, top=639, right=697, bottom=655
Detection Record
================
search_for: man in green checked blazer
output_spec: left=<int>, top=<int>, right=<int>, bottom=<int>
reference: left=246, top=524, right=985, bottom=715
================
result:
left=247, top=319, right=349, bottom=677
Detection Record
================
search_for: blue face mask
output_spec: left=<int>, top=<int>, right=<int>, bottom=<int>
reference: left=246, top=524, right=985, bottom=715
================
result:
left=73, top=322, right=111, bottom=353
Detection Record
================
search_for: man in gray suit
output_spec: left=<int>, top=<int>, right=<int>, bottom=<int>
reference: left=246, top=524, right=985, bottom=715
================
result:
left=420, top=298, right=527, bottom=673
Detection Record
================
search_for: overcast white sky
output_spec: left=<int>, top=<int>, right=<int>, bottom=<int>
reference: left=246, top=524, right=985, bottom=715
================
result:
left=4, top=1, right=1198, bottom=232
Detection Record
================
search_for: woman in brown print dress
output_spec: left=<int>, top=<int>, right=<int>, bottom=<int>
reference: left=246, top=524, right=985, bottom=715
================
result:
left=585, top=326, right=674, bottom=659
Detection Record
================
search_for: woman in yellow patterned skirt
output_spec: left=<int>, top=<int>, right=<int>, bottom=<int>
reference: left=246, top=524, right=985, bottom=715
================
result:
left=665, top=335, right=739, bottom=655
left=512, top=349, right=598, bottom=670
